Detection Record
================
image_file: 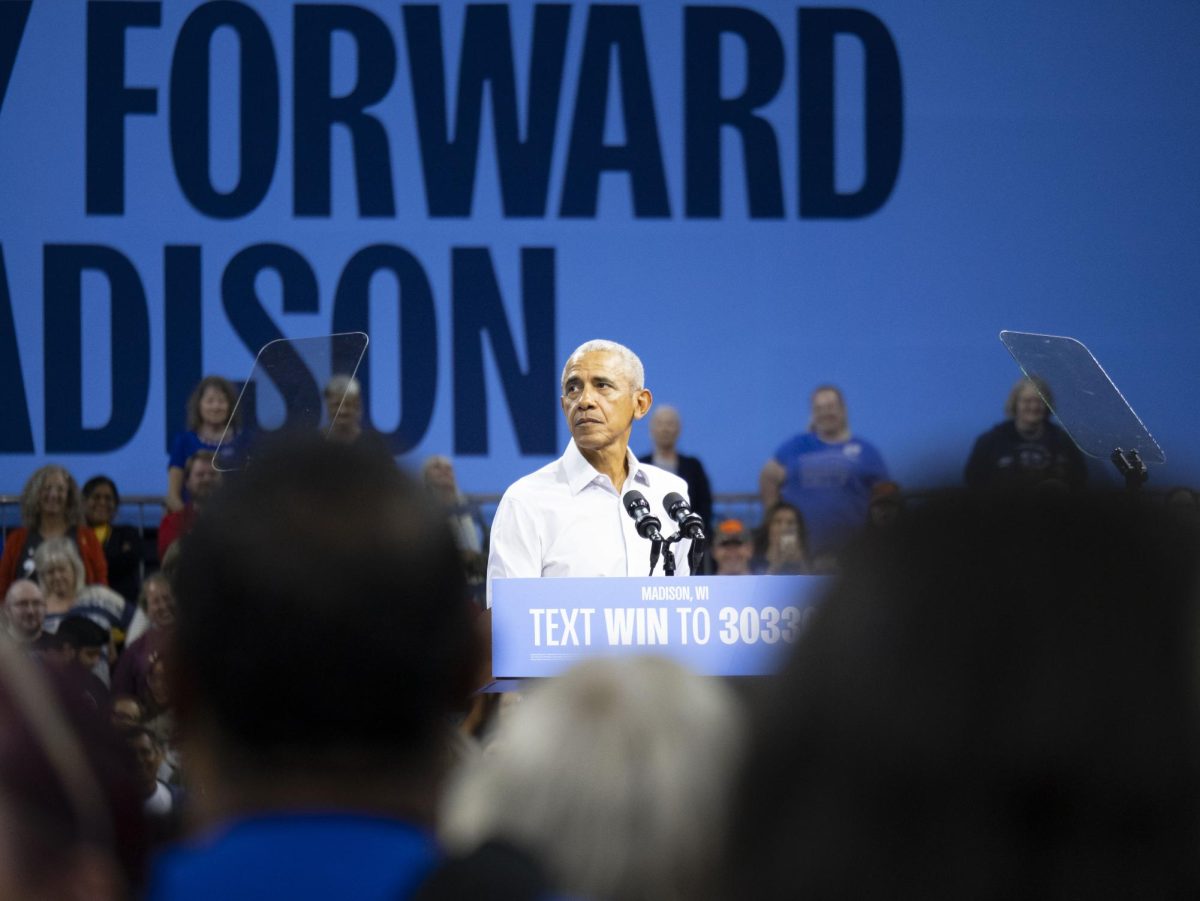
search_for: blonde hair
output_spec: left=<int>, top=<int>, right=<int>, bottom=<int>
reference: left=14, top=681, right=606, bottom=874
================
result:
left=33, top=538, right=86, bottom=594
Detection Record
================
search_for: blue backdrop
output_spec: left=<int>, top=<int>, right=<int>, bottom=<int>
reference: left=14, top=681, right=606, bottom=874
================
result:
left=2, top=1, right=1198, bottom=498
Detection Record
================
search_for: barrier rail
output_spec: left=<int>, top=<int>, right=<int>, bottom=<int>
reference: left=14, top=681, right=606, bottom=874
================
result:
left=0, top=492, right=768, bottom=548
left=0, top=494, right=168, bottom=540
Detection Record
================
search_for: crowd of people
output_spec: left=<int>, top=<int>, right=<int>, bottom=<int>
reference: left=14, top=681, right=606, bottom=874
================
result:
left=1, top=358, right=1199, bottom=899
left=4, top=365, right=1184, bottom=590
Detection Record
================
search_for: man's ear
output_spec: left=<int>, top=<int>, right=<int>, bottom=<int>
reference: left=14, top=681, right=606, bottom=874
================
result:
left=633, top=388, right=653, bottom=420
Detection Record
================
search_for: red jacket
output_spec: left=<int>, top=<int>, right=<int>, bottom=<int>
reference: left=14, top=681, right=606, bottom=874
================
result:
left=0, top=525, right=108, bottom=596
left=157, top=506, right=198, bottom=561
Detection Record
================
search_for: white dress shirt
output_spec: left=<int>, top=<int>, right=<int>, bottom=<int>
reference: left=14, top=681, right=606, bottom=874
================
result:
left=486, top=441, right=693, bottom=606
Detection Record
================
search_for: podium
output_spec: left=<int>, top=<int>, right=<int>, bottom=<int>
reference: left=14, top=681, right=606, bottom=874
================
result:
left=490, top=575, right=828, bottom=681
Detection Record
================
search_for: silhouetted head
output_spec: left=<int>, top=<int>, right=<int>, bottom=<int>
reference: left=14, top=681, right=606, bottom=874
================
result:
left=172, top=434, right=480, bottom=812
left=726, top=491, right=1200, bottom=900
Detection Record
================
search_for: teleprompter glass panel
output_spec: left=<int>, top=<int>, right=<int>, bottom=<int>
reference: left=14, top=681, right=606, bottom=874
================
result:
left=215, top=332, right=369, bottom=471
left=999, top=331, right=1163, bottom=464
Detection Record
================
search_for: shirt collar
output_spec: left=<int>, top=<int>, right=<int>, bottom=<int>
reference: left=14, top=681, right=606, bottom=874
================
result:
left=562, top=440, right=651, bottom=496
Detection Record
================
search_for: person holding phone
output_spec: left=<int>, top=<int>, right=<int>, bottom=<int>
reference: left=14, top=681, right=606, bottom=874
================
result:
left=754, top=502, right=808, bottom=575
left=760, top=385, right=888, bottom=562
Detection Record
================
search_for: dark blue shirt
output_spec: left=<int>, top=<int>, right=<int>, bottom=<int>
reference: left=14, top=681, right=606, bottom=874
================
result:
left=146, top=812, right=440, bottom=900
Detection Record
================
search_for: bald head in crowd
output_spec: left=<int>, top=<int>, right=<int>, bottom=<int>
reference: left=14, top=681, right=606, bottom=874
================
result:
left=5, top=579, right=46, bottom=643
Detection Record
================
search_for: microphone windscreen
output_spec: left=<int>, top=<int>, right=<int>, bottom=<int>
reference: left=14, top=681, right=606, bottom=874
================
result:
left=623, top=490, right=649, bottom=516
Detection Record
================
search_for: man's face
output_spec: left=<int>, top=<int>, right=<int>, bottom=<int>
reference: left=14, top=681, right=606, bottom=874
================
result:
left=326, top=391, right=363, bottom=437
left=187, top=456, right=220, bottom=501
left=712, top=537, right=753, bottom=575
left=811, top=389, right=847, bottom=439
left=650, top=408, right=681, bottom=449
left=145, top=580, right=176, bottom=629
left=6, top=582, right=45, bottom=639
left=561, top=351, right=651, bottom=454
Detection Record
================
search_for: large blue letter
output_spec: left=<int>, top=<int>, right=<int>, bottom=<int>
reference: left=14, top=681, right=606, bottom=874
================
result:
left=170, top=1, right=280, bottom=218
left=799, top=8, right=903, bottom=218
left=560, top=6, right=669, bottom=218
left=44, top=245, right=150, bottom=452
left=0, top=2, right=32, bottom=116
left=86, top=1, right=160, bottom=215
left=164, top=245, right=203, bottom=451
left=452, top=247, right=556, bottom=454
left=403, top=4, right=570, bottom=217
left=0, top=246, right=34, bottom=452
left=331, top=245, right=437, bottom=453
left=294, top=5, right=396, bottom=217
left=222, top=244, right=322, bottom=430
left=685, top=7, right=784, bottom=218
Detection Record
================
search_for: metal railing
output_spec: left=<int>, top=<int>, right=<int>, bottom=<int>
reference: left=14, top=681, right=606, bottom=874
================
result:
left=0, top=492, right=768, bottom=548
left=0, top=494, right=166, bottom=540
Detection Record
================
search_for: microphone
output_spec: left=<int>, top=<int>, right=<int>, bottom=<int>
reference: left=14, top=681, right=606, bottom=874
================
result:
left=663, top=492, right=706, bottom=541
left=622, top=490, right=664, bottom=541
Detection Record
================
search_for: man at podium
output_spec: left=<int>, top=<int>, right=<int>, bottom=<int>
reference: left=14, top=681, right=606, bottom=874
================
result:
left=486, top=340, right=694, bottom=605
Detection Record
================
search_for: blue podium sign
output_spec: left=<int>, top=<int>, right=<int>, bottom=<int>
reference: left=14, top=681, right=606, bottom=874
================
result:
left=491, top=576, right=829, bottom=678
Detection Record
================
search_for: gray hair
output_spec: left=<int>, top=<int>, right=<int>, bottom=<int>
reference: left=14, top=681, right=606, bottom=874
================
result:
left=324, top=373, right=362, bottom=400
left=561, top=339, right=645, bottom=393
left=439, top=656, right=743, bottom=900
left=33, top=538, right=86, bottom=593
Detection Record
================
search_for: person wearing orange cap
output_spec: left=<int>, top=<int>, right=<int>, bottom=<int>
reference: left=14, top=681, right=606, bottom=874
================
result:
left=711, top=520, right=754, bottom=575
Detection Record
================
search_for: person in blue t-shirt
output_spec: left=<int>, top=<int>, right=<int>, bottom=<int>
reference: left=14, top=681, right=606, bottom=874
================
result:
left=759, top=385, right=888, bottom=561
